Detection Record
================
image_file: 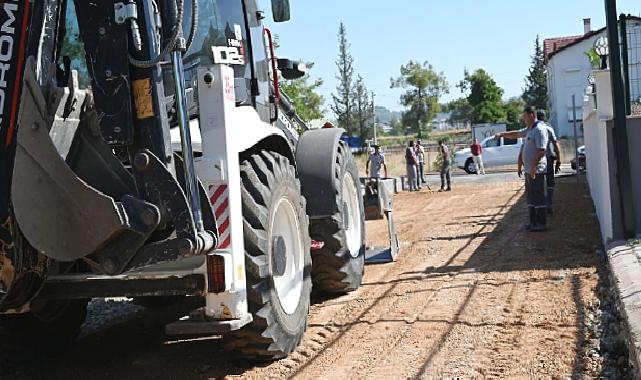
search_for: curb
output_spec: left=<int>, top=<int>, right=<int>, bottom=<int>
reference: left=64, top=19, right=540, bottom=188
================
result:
left=606, top=240, right=641, bottom=379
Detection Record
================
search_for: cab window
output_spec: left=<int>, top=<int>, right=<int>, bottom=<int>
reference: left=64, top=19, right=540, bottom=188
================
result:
left=182, top=0, right=252, bottom=105
left=483, top=139, right=498, bottom=148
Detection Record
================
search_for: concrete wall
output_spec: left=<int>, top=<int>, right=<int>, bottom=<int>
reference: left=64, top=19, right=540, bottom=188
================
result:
left=584, top=69, right=641, bottom=243
left=584, top=69, right=615, bottom=242
left=624, top=117, right=641, bottom=233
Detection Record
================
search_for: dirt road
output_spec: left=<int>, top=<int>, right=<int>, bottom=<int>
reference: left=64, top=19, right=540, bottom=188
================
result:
left=8, top=178, right=613, bottom=379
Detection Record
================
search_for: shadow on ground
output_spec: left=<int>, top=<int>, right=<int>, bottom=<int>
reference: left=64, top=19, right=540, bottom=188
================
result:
left=1, top=178, right=613, bottom=379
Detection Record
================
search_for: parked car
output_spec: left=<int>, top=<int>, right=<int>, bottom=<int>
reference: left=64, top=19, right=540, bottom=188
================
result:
left=454, top=136, right=523, bottom=174
left=571, top=145, right=586, bottom=171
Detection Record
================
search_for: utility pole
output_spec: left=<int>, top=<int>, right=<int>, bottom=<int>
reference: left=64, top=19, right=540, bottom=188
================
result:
left=371, top=91, right=377, bottom=145
left=572, top=95, right=580, bottom=184
left=605, top=0, right=635, bottom=238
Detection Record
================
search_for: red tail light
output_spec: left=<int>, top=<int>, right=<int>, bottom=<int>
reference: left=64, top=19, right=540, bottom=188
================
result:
left=207, top=254, right=226, bottom=293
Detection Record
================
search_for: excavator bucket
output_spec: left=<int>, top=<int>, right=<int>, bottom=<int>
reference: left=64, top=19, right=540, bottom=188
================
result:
left=361, top=178, right=401, bottom=264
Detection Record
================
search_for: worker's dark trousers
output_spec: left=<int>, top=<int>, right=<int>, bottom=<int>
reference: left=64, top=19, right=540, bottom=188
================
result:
left=525, top=173, right=546, bottom=227
left=418, top=162, right=425, bottom=184
left=440, top=162, right=451, bottom=189
left=545, top=156, right=556, bottom=208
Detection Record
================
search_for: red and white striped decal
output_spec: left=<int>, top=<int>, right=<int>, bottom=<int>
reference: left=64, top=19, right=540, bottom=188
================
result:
left=209, top=183, right=231, bottom=249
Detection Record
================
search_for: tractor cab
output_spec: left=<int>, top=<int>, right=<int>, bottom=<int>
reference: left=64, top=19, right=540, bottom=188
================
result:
left=174, top=0, right=302, bottom=128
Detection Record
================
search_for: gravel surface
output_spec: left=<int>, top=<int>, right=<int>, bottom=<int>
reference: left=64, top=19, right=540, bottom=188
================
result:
left=80, top=298, right=145, bottom=337
left=3, top=177, right=628, bottom=379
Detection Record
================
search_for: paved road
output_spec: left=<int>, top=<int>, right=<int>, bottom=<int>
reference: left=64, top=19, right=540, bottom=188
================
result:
left=422, top=164, right=579, bottom=187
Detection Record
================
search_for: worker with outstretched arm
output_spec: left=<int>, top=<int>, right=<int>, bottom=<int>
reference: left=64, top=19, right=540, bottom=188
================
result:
left=495, top=106, right=548, bottom=231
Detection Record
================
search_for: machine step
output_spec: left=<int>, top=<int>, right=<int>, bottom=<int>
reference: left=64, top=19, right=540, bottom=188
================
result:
left=165, top=309, right=253, bottom=335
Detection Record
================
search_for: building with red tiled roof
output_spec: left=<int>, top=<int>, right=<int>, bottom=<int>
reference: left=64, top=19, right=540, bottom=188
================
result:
left=543, top=19, right=600, bottom=60
left=545, top=16, right=641, bottom=137
left=543, top=35, right=583, bottom=58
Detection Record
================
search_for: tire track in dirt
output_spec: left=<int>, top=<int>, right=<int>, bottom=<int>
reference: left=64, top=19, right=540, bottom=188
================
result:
left=290, top=187, right=524, bottom=379
left=235, top=180, right=601, bottom=379
left=374, top=193, right=526, bottom=379
left=357, top=197, right=525, bottom=378
left=278, top=195, right=462, bottom=378
left=295, top=280, right=449, bottom=379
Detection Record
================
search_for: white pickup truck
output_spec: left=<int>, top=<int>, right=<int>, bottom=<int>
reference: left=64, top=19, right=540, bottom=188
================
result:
left=454, top=136, right=523, bottom=174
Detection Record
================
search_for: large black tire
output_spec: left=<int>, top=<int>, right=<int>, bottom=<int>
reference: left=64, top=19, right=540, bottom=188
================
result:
left=309, top=141, right=366, bottom=294
left=0, top=299, right=88, bottom=362
left=224, top=151, right=311, bottom=360
left=464, top=157, right=476, bottom=174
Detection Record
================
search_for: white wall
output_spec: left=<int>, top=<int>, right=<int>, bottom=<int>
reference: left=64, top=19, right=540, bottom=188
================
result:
left=583, top=69, right=614, bottom=243
left=548, top=32, right=604, bottom=138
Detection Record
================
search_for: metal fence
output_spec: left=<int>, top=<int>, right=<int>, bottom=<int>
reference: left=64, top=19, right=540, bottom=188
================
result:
left=622, top=15, right=641, bottom=115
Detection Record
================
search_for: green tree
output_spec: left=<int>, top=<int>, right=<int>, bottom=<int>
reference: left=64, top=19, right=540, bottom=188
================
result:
left=280, top=62, right=325, bottom=122
left=388, top=116, right=404, bottom=136
left=446, top=97, right=473, bottom=124
left=390, top=60, right=449, bottom=138
left=331, top=23, right=355, bottom=135
left=458, top=68, right=505, bottom=123
left=522, top=36, right=548, bottom=110
left=503, top=97, right=526, bottom=131
left=401, top=110, right=419, bottom=135
left=60, top=3, right=89, bottom=87
left=353, top=75, right=372, bottom=143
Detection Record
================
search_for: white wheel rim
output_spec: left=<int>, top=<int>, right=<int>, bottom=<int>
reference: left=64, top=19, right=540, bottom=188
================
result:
left=271, top=197, right=304, bottom=315
left=467, top=161, right=475, bottom=173
left=343, top=172, right=362, bottom=258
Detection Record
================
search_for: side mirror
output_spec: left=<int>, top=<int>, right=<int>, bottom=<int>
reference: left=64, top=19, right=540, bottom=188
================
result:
left=271, top=0, right=290, bottom=22
left=277, top=59, right=306, bottom=80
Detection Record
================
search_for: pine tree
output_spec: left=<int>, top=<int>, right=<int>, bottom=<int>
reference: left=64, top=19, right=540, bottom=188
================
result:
left=522, top=36, right=548, bottom=110
left=353, top=75, right=371, bottom=143
left=331, top=23, right=355, bottom=135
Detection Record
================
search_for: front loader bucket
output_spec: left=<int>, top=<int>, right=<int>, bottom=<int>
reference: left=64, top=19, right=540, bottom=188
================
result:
left=361, top=178, right=401, bottom=264
left=10, top=60, right=159, bottom=264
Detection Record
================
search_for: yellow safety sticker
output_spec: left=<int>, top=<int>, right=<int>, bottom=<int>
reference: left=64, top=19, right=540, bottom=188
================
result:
left=221, top=305, right=233, bottom=319
left=237, top=264, right=244, bottom=281
left=132, top=78, right=155, bottom=119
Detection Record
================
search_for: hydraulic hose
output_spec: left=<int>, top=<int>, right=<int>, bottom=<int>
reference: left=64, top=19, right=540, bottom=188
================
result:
left=129, top=0, right=184, bottom=68
left=185, top=0, right=197, bottom=53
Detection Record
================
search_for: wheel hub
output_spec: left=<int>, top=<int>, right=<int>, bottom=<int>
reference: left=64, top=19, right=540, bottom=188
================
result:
left=343, top=201, right=350, bottom=231
left=271, top=198, right=304, bottom=315
left=467, top=160, right=475, bottom=173
left=342, top=172, right=362, bottom=258
left=272, top=235, right=287, bottom=277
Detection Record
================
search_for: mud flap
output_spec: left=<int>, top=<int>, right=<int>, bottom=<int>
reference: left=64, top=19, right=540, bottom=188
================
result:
left=10, top=59, right=158, bottom=263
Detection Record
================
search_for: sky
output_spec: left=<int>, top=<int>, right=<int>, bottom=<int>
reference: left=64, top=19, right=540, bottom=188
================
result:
left=264, top=0, right=641, bottom=113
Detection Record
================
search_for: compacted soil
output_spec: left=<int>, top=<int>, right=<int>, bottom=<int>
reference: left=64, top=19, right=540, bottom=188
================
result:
left=7, top=177, right=621, bottom=379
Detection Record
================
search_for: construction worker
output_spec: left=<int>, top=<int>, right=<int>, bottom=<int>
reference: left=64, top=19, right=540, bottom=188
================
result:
left=438, top=140, right=451, bottom=192
left=496, top=106, right=548, bottom=231
left=536, top=110, right=562, bottom=214
left=366, top=145, right=388, bottom=179
left=405, top=140, right=419, bottom=191
left=415, top=139, right=426, bottom=186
